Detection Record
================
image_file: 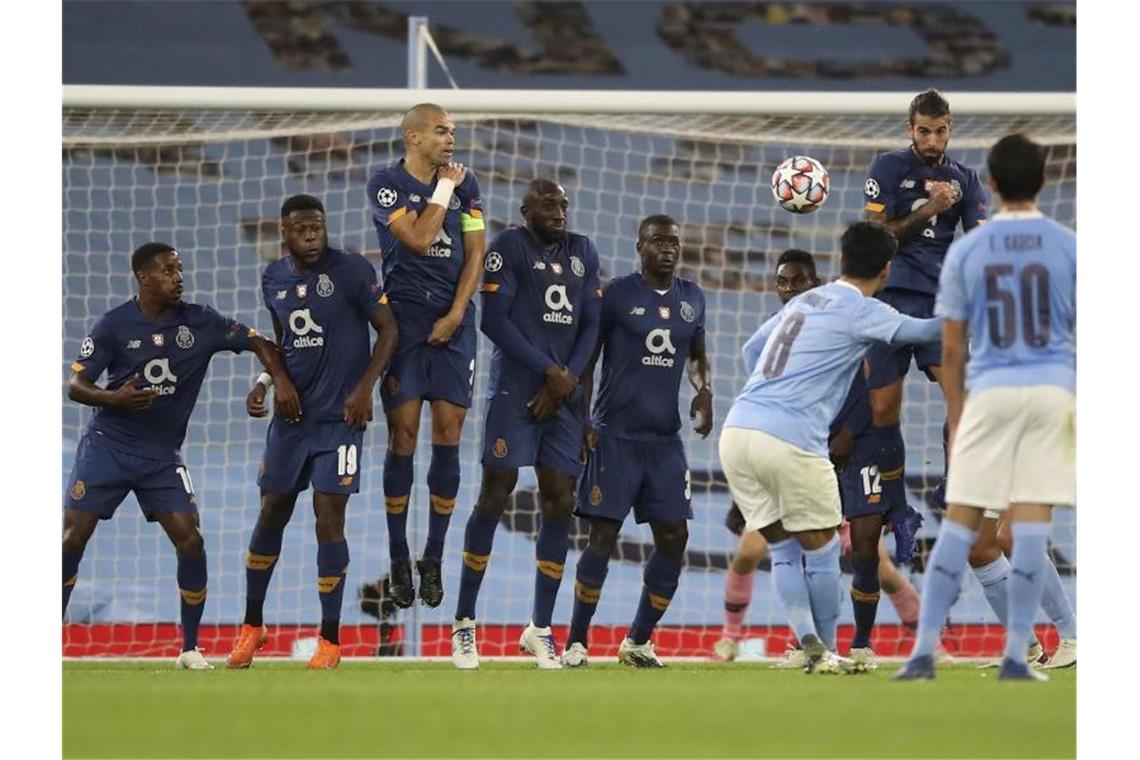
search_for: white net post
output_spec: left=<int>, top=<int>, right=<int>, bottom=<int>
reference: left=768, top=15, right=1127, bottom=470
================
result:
left=62, top=87, right=1075, bottom=659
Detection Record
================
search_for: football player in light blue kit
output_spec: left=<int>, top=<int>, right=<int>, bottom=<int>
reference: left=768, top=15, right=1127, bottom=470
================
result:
left=896, top=134, right=1075, bottom=681
left=719, top=221, right=941, bottom=674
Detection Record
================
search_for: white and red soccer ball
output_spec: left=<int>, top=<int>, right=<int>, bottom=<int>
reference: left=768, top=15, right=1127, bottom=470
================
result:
left=771, top=155, right=830, bottom=214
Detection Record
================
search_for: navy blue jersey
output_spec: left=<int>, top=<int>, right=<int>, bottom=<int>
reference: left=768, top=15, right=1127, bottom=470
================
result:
left=863, top=147, right=987, bottom=294
left=480, top=228, right=602, bottom=399
left=261, top=248, right=386, bottom=422
left=592, top=273, right=706, bottom=442
left=71, top=299, right=256, bottom=457
left=828, top=369, right=872, bottom=441
left=367, top=159, right=484, bottom=318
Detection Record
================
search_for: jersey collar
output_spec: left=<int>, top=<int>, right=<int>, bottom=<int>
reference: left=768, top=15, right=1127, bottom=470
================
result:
left=992, top=209, right=1044, bottom=220
left=833, top=279, right=863, bottom=295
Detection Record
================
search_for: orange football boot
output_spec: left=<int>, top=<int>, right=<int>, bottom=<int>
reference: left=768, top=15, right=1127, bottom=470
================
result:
left=225, top=624, right=268, bottom=669
left=307, top=637, right=342, bottom=669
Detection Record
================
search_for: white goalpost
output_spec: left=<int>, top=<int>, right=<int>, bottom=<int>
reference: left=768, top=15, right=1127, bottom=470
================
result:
left=62, top=85, right=1075, bottom=660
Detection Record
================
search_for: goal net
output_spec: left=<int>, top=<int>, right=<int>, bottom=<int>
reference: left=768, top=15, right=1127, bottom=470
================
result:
left=62, top=88, right=1076, bottom=659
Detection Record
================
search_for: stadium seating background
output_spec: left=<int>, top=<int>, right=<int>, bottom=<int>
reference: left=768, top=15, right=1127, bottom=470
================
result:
left=63, top=0, right=1075, bottom=91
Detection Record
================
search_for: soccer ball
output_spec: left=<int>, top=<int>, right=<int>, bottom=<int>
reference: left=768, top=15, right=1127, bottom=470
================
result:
left=771, top=156, right=830, bottom=214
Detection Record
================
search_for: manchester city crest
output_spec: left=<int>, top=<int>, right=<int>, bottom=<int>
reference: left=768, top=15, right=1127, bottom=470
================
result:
left=317, top=273, right=335, bottom=298
left=175, top=325, right=195, bottom=349
left=680, top=301, right=696, bottom=323
left=570, top=256, right=585, bottom=277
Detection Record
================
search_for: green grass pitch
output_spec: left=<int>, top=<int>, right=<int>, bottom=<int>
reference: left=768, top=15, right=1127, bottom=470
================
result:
left=64, top=661, right=1074, bottom=758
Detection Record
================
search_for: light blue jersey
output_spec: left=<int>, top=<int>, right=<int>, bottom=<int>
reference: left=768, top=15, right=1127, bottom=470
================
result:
left=936, top=210, right=1075, bottom=394
left=725, top=280, right=940, bottom=455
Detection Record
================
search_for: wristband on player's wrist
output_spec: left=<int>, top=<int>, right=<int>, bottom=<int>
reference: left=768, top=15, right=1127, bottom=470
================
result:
left=255, top=372, right=274, bottom=389
left=429, top=178, right=456, bottom=208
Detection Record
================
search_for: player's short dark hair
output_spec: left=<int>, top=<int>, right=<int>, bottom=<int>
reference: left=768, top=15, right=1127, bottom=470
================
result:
left=987, top=133, right=1046, bottom=202
left=131, top=242, right=176, bottom=274
left=840, top=222, right=897, bottom=279
left=280, top=194, right=325, bottom=219
left=776, top=248, right=817, bottom=278
left=637, top=214, right=678, bottom=240
left=909, top=88, right=951, bottom=124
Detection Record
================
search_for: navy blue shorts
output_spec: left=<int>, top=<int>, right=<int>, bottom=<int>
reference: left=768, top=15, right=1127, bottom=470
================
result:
left=381, top=302, right=476, bottom=412
left=480, top=392, right=586, bottom=478
left=838, top=435, right=888, bottom=520
left=865, top=288, right=940, bottom=389
left=259, top=418, right=364, bottom=495
left=575, top=434, right=693, bottom=525
left=64, top=433, right=197, bottom=521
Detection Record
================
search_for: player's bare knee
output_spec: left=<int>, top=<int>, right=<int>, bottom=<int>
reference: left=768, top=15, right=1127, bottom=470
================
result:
left=171, top=526, right=204, bottom=558
left=851, top=542, right=879, bottom=566
left=539, top=489, right=575, bottom=521
left=62, top=524, right=94, bottom=557
left=387, top=426, right=418, bottom=456
left=257, top=495, right=295, bottom=530
left=587, top=519, right=620, bottom=556
left=652, top=521, right=689, bottom=560
left=430, top=417, right=464, bottom=446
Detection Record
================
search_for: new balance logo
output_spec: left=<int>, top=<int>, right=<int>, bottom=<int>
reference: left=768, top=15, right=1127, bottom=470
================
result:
left=126, top=339, right=141, bottom=349
left=629, top=306, right=645, bottom=315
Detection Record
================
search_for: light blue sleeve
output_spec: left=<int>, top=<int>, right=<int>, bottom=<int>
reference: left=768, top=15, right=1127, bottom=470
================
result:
left=742, top=312, right=781, bottom=372
left=853, top=298, right=941, bottom=345
left=935, top=240, right=970, bottom=321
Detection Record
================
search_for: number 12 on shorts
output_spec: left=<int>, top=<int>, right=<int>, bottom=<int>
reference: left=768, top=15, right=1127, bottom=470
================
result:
left=860, top=465, right=881, bottom=497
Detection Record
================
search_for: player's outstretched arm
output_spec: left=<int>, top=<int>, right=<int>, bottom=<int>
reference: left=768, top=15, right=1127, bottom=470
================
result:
left=344, top=303, right=399, bottom=430
left=940, top=318, right=968, bottom=448
left=687, top=332, right=713, bottom=438
left=68, top=371, right=157, bottom=411
left=387, top=163, right=468, bottom=256
left=249, top=335, right=301, bottom=422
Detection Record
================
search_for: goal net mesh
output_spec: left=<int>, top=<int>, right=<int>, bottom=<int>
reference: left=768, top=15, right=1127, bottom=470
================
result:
left=62, top=105, right=1076, bottom=659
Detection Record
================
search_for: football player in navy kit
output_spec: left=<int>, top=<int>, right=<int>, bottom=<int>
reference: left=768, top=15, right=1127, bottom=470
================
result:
left=226, top=195, right=397, bottom=670
left=450, top=179, right=602, bottom=669
left=63, top=242, right=299, bottom=670
left=367, top=103, right=486, bottom=609
left=861, top=89, right=987, bottom=535
left=563, top=214, right=712, bottom=668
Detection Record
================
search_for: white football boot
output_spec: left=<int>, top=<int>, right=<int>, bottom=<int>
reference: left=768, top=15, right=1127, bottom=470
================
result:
left=712, top=637, right=738, bottom=662
left=175, top=648, right=214, bottom=670
left=1039, top=638, right=1076, bottom=669
left=848, top=647, right=880, bottom=672
left=451, top=618, right=480, bottom=670
left=561, top=642, right=589, bottom=668
left=617, top=638, right=666, bottom=668
left=519, top=621, right=562, bottom=669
